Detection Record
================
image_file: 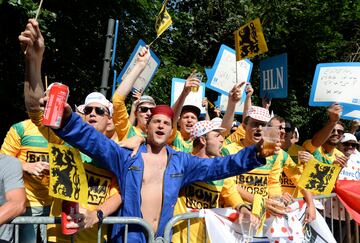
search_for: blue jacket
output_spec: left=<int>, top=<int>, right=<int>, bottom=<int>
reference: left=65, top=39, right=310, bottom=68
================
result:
left=55, top=113, right=266, bottom=242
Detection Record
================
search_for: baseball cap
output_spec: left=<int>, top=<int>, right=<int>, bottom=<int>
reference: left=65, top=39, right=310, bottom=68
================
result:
left=211, top=117, right=223, bottom=127
left=181, top=105, right=201, bottom=118
left=137, top=95, right=156, bottom=108
left=341, top=133, right=358, bottom=143
left=246, top=106, right=271, bottom=122
left=191, top=120, right=226, bottom=139
left=84, top=92, right=113, bottom=116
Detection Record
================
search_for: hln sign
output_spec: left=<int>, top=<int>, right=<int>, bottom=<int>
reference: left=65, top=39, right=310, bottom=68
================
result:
left=259, top=53, right=288, bottom=98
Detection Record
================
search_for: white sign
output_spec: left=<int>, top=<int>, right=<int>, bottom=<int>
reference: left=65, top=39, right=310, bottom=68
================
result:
left=170, top=78, right=206, bottom=114
left=309, top=63, right=360, bottom=108
left=215, top=94, right=245, bottom=115
left=206, top=44, right=253, bottom=96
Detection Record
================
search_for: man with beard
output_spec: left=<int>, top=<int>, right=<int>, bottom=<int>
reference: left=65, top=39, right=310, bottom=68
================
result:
left=302, top=103, right=348, bottom=167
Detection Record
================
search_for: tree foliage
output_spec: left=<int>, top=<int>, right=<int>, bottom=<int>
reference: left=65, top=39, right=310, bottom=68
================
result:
left=1, top=0, right=359, bottom=143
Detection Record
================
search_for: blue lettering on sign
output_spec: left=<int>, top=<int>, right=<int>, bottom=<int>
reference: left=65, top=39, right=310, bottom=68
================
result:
left=260, top=53, right=288, bottom=98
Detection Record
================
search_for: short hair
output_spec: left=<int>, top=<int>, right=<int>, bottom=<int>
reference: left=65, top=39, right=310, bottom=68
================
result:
left=269, top=115, right=285, bottom=125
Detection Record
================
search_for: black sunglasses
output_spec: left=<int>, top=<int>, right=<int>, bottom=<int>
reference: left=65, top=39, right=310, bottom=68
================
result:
left=83, top=106, right=108, bottom=116
left=342, top=142, right=358, bottom=148
left=332, top=129, right=344, bottom=136
left=138, top=106, right=153, bottom=113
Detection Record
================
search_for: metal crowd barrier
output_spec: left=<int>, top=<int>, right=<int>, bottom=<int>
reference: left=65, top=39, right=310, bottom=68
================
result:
left=8, top=194, right=360, bottom=243
left=10, top=216, right=155, bottom=243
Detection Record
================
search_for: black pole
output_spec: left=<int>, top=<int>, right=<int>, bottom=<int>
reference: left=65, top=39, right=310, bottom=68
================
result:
left=100, top=18, right=115, bottom=97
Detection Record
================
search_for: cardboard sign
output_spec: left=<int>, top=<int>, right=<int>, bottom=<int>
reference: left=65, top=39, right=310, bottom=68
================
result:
left=170, top=78, right=206, bottom=114
left=116, top=39, right=160, bottom=93
left=309, top=62, right=360, bottom=108
left=206, top=44, right=253, bottom=96
left=259, top=53, right=288, bottom=98
left=215, top=93, right=246, bottom=115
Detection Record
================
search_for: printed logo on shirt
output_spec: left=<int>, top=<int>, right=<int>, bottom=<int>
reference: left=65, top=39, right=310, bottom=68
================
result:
left=236, top=173, right=268, bottom=197
left=26, top=151, right=49, bottom=163
left=86, top=169, right=112, bottom=205
left=280, top=171, right=295, bottom=188
left=184, top=183, right=220, bottom=209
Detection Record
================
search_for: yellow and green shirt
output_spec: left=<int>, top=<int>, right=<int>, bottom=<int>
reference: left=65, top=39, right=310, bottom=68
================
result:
left=172, top=178, right=243, bottom=243
left=302, top=139, right=344, bottom=165
left=0, top=119, right=53, bottom=207
left=170, top=131, right=193, bottom=153
left=224, top=124, right=246, bottom=146
left=222, top=141, right=301, bottom=199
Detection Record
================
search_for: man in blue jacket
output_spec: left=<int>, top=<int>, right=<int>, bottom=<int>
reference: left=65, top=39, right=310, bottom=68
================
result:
left=51, top=102, right=279, bottom=242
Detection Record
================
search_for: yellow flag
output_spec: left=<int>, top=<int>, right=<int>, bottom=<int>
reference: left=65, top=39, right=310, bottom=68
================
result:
left=297, top=158, right=341, bottom=195
left=155, top=0, right=172, bottom=37
left=48, top=143, right=88, bottom=204
left=234, top=18, right=268, bottom=60
left=252, top=194, right=266, bottom=235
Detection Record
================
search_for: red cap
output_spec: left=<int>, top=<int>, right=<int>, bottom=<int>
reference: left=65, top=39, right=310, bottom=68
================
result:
left=150, top=105, right=174, bottom=120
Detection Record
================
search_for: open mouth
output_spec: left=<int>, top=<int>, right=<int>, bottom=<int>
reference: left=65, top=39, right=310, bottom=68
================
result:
left=87, top=118, right=97, bottom=125
left=155, top=131, right=165, bottom=136
left=254, top=132, right=262, bottom=139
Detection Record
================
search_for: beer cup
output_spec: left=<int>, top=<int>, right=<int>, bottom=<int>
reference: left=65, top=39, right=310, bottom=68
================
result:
left=262, top=127, right=280, bottom=155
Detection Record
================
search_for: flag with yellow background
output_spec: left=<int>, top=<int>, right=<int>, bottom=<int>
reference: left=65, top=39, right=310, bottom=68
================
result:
left=234, top=18, right=268, bottom=60
left=252, top=194, right=266, bottom=235
left=48, top=143, right=88, bottom=205
left=155, top=0, right=172, bottom=37
left=297, top=158, right=341, bottom=195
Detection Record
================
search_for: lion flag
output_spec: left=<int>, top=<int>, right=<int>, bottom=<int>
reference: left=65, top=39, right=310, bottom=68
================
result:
left=252, top=194, right=266, bottom=235
left=234, top=18, right=268, bottom=60
left=48, top=143, right=88, bottom=204
left=155, top=0, right=172, bottom=37
left=297, top=158, right=341, bottom=195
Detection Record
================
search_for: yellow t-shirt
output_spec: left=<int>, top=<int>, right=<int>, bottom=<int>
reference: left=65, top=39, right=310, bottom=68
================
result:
left=222, top=141, right=301, bottom=199
left=172, top=178, right=243, bottom=243
left=0, top=119, right=53, bottom=207
left=112, top=92, right=145, bottom=141
left=47, top=163, right=120, bottom=243
left=302, top=139, right=344, bottom=165
left=224, top=124, right=246, bottom=145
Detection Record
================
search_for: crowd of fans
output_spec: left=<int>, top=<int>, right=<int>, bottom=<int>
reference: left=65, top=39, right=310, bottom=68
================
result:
left=0, top=19, right=359, bottom=243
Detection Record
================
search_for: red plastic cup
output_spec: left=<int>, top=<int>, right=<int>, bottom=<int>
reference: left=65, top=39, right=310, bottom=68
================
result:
left=61, top=200, right=79, bottom=235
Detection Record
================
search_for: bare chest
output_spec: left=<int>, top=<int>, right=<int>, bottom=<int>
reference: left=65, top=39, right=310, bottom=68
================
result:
left=141, top=153, right=167, bottom=185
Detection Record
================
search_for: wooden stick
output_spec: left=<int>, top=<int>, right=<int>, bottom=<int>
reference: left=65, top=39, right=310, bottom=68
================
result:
left=45, top=75, right=48, bottom=90
left=24, top=0, right=44, bottom=55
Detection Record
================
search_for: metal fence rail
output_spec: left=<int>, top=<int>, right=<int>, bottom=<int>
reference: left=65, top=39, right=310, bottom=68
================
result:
left=7, top=193, right=360, bottom=243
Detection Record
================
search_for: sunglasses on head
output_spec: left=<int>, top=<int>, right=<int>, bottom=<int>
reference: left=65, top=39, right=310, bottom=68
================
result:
left=83, top=106, right=108, bottom=116
left=342, top=142, right=358, bottom=148
left=138, top=106, right=153, bottom=113
left=332, top=129, right=344, bottom=135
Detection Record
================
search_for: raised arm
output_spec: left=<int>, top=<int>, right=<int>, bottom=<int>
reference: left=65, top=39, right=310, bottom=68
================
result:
left=311, top=103, right=342, bottom=148
left=221, top=82, right=244, bottom=134
left=19, top=19, right=45, bottom=112
left=115, top=47, right=149, bottom=98
left=242, top=83, right=253, bottom=124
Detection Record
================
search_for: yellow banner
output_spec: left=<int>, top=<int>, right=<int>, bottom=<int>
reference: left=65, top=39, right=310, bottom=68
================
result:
left=155, top=0, right=172, bottom=37
left=252, top=194, right=266, bottom=235
left=234, top=18, right=268, bottom=60
left=48, top=143, right=88, bottom=204
left=297, top=158, right=341, bottom=195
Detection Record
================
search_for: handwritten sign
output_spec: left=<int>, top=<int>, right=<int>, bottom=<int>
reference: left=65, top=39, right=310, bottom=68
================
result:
left=205, top=44, right=253, bottom=96
left=309, top=62, right=360, bottom=108
left=259, top=53, right=288, bottom=98
left=116, top=39, right=160, bottom=93
left=170, top=78, right=206, bottom=114
left=215, top=93, right=246, bottom=115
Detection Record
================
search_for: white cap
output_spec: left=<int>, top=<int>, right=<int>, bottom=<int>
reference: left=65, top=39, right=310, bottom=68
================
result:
left=191, top=120, right=226, bottom=139
left=341, top=133, right=358, bottom=143
left=84, top=92, right=113, bottom=116
left=211, top=117, right=223, bottom=127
